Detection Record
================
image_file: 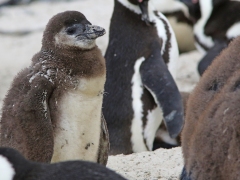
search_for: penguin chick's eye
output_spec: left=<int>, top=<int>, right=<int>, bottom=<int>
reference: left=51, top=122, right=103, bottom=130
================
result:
left=231, top=80, right=240, bottom=91
left=66, top=27, right=76, bottom=35
left=207, top=80, right=219, bottom=91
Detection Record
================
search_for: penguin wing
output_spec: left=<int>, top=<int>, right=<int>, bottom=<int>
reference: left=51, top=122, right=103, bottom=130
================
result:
left=97, top=113, right=109, bottom=165
left=1, top=73, right=54, bottom=163
left=21, top=76, right=54, bottom=162
left=139, top=46, right=184, bottom=138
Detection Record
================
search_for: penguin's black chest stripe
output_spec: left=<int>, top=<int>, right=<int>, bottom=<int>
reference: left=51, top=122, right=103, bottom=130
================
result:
left=131, top=57, right=148, bottom=152
left=51, top=77, right=105, bottom=163
left=151, top=11, right=179, bottom=79
left=154, top=11, right=171, bottom=64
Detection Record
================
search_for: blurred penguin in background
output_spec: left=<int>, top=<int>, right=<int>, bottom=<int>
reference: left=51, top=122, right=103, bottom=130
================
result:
left=180, top=0, right=240, bottom=76
left=152, top=0, right=196, bottom=53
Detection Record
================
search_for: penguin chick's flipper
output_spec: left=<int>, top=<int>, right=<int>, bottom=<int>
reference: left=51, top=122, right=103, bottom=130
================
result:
left=198, top=39, right=228, bottom=76
left=97, top=114, right=110, bottom=165
left=1, top=73, right=54, bottom=163
left=139, top=42, right=184, bottom=138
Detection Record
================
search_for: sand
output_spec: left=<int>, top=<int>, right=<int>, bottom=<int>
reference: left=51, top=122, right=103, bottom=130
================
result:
left=0, top=0, right=202, bottom=179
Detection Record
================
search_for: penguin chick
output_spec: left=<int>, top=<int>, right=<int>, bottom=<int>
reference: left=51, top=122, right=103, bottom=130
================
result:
left=103, top=0, right=184, bottom=155
left=181, top=37, right=240, bottom=180
left=0, top=11, right=109, bottom=165
left=0, top=147, right=126, bottom=180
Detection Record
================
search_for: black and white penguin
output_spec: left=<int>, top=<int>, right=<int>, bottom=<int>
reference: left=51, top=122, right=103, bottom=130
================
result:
left=0, top=11, right=109, bottom=165
left=103, top=0, right=184, bottom=155
left=180, top=0, right=240, bottom=75
left=0, top=147, right=127, bottom=180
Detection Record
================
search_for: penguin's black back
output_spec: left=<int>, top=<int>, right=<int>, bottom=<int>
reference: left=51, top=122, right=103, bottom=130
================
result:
left=103, top=0, right=161, bottom=154
left=28, top=162, right=126, bottom=180
left=0, top=147, right=126, bottom=180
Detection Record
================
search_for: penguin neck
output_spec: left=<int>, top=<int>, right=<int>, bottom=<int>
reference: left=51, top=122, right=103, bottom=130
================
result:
left=38, top=46, right=106, bottom=79
left=112, top=0, right=153, bottom=33
left=114, top=0, right=154, bottom=22
left=116, top=0, right=142, bottom=15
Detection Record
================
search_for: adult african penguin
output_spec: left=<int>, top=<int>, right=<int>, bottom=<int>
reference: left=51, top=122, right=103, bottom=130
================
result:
left=0, top=11, right=109, bottom=165
left=180, top=0, right=240, bottom=75
left=103, top=0, right=184, bottom=155
left=181, top=37, right=240, bottom=180
left=0, top=147, right=127, bottom=180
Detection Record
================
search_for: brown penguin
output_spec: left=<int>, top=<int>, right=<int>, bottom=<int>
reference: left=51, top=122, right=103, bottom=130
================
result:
left=0, top=11, right=109, bottom=165
left=181, top=36, right=240, bottom=179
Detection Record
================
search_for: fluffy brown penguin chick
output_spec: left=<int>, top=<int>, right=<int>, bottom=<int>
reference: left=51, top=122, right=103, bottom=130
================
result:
left=181, top=36, right=240, bottom=180
left=0, top=11, right=109, bottom=165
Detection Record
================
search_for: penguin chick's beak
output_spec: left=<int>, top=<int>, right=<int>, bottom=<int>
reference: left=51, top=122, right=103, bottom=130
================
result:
left=74, top=24, right=106, bottom=40
left=139, top=0, right=154, bottom=26
left=84, top=24, right=106, bottom=39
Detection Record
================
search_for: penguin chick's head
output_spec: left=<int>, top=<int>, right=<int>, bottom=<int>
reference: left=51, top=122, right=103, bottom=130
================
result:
left=127, top=0, right=154, bottom=25
left=42, top=11, right=106, bottom=50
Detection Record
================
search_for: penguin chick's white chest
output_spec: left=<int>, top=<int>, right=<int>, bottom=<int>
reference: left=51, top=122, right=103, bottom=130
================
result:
left=51, top=75, right=105, bottom=163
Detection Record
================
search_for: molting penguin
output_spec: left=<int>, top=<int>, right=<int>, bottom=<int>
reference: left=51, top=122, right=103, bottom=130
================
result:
left=181, top=0, right=240, bottom=75
left=181, top=37, right=240, bottom=180
left=0, top=147, right=127, bottom=180
left=0, top=11, right=109, bottom=165
left=103, top=0, right=184, bottom=155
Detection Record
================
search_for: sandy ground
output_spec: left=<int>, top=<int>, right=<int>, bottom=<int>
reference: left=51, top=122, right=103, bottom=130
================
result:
left=107, top=147, right=183, bottom=180
left=0, top=0, right=202, bottom=179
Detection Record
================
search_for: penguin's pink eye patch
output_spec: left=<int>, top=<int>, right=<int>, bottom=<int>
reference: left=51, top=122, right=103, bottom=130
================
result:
left=138, top=0, right=143, bottom=2
left=192, top=0, right=198, bottom=3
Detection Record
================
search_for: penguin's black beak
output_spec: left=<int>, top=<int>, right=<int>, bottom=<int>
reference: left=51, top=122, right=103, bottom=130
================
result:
left=69, top=24, right=106, bottom=40
left=84, top=24, right=106, bottom=39
left=139, top=0, right=154, bottom=26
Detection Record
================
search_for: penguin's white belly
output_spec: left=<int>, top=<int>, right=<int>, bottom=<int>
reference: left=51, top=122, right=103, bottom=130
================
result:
left=51, top=77, right=105, bottom=163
